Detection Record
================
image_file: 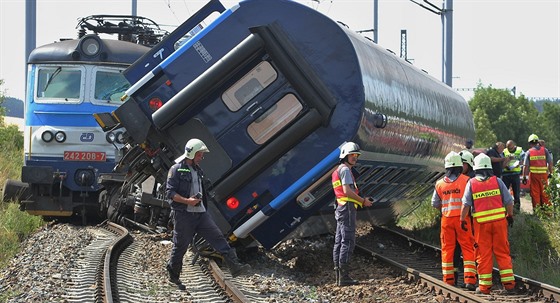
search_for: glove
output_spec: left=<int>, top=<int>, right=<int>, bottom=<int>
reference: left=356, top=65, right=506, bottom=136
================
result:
left=506, top=216, right=514, bottom=227
left=522, top=177, right=527, bottom=185
left=461, top=220, right=468, bottom=231
left=549, top=173, right=553, bottom=179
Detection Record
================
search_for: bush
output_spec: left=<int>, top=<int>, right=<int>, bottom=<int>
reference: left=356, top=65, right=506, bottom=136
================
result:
left=544, top=161, right=560, bottom=219
left=0, top=124, right=23, bottom=150
left=0, top=203, right=44, bottom=267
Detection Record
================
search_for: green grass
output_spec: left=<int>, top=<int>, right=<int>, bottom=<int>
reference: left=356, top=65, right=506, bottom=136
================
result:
left=0, top=203, right=44, bottom=267
left=0, top=123, right=44, bottom=269
left=397, top=196, right=560, bottom=287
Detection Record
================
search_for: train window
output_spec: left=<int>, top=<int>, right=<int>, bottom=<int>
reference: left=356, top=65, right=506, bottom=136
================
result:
left=93, top=69, right=130, bottom=105
left=247, top=94, right=303, bottom=144
left=222, top=61, right=278, bottom=111
left=36, top=67, right=82, bottom=102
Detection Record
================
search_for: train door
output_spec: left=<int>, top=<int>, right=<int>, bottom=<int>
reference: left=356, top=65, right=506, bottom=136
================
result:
left=216, top=60, right=304, bottom=163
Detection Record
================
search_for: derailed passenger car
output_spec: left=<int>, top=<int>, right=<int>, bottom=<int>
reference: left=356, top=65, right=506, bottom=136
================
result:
left=94, top=0, right=474, bottom=249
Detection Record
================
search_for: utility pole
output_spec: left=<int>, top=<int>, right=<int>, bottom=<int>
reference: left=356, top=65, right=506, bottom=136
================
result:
left=400, top=30, right=407, bottom=60
left=25, top=0, right=36, bottom=96
left=132, top=0, right=137, bottom=16
left=409, top=0, right=453, bottom=87
left=373, top=0, right=378, bottom=43
left=442, top=0, right=453, bottom=87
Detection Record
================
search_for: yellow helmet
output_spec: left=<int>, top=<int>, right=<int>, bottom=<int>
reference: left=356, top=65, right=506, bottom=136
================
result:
left=444, top=151, right=462, bottom=168
left=528, top=134, right=539, bottom=143
left=473, top=153, right=492, bottom=170
left=459, top=150, right=474, bottom=167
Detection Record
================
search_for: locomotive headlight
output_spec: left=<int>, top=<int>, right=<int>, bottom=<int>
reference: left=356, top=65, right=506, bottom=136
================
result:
left=55, top=131, right=66, bottom=143
left=41, top=131, right=54, bottom=142
left=81, top=36, right=100, bottom=56
left=106, top=132, right=116, bottom=143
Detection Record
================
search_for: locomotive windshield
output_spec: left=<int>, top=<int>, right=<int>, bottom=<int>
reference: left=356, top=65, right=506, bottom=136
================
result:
left=36, top=67, right=82, bottom=101
left=35, top=65, right=129, bottom=106
left=93, top=69, right=130, bottom=105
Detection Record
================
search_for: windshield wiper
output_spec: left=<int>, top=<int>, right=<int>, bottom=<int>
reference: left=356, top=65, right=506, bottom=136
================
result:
left=43, top=67, right=62, bottom=92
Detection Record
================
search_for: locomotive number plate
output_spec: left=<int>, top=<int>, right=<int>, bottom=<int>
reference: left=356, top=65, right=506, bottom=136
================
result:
left=63, top=151, right=106, bottom=162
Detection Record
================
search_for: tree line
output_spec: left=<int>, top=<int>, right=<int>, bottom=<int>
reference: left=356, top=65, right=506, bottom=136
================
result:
left=469, top=83, right=560, bottom=158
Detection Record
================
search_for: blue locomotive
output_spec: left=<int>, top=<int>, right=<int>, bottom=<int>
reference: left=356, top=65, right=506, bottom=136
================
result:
left=92, top=0, right=474, bottom=249
left=2, top=16, right=166, bottom=223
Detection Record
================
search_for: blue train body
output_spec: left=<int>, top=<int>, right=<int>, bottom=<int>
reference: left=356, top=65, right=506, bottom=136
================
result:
left=93, top=0, right=474, bottom=249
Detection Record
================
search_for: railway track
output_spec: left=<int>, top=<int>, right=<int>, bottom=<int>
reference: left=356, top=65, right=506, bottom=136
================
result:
left=356, top=226, right=560, bottom=303
left=63, top=221, right=130, bottom=303
left=58, top=220, right=560, bottom=303
left=64, top=221, right=265, bottom=303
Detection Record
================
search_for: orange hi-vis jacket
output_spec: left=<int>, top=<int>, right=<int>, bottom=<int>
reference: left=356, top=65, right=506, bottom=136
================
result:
left=471, top=176, right=506, bottom=224
left=528, top=147, right=548, bottom=174
left=332, top=165, right=363, bottom=208
left=435, top=174, right=470, bottom=217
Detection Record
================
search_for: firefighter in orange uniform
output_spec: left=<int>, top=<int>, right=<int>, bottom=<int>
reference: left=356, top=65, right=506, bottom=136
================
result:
left=431, top=152, right=477, bottom=290
left=522, top=134, right=553, bottom=209
left=461, top=153, right=515, bottom=295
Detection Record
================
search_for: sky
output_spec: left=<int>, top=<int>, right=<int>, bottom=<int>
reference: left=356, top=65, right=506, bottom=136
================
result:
left=1, top=0, right=559, bottom=103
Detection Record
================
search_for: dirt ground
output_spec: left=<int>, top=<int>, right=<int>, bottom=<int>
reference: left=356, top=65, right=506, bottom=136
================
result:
left=520, top=195, right=534, bottom=214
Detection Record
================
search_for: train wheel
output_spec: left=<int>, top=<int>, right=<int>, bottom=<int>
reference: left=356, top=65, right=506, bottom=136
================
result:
left=2, top=179, right=30, bottom=203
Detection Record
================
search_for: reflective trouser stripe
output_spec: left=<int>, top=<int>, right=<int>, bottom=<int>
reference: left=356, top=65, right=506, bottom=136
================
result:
left=440, top=216, right=477, bottom=285
left=530, top=174, right=550, bottom=208
left=473, top=219, right=514, bottom=291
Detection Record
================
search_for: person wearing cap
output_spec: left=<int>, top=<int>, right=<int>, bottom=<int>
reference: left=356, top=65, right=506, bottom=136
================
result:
left=431, top=151, right=476, bottom=290
left=460, top=153, right=515, bottom=295
left=465, top=138, right=474, bottom=151
left=486, top=141, right=509, bottom=178
left=522, top=134, right=553, bottom=209
left=502, top=140, right=525, bottom=211
left=332, top=142, right=374, bottom=286
left=166, top=138, right=250, bottom=290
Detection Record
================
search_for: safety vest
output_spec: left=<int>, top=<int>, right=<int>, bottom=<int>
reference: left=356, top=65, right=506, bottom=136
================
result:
left=471, top=176, right=506, bottom=223
left=435, top=174, right=470, bottom=217
left=503, top=146, right=523, bottom=173
left=332, top=165, right=363, bottom=208
left=528, top=147, right=548, bottom=174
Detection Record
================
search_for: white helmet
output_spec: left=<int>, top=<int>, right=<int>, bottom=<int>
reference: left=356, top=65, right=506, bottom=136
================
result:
left=473, top=153, right=492, bottom=170
left=444, top=151, right=462, bottom=168
left=339, top=142, right=361, bottom=159
left=175, top=138, right=209, bottom=163
left=528, top=134, right=539, bottom=143
left=459, top=150, right=474, bottom=168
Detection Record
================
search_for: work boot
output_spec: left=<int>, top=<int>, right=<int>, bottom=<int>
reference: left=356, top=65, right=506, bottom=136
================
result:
left=505, top=288, right=517, bottom=295
left=224, top=249, right=251, bottom=277
left=475, top=287, right=490, bottom=294
left=338, top=264, right=359, bottom=286
left=334, top=265, right=340, bottom=285
left=465, top=284, right=476, bottom=291
left=166, top=263, right=186, bottom=290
